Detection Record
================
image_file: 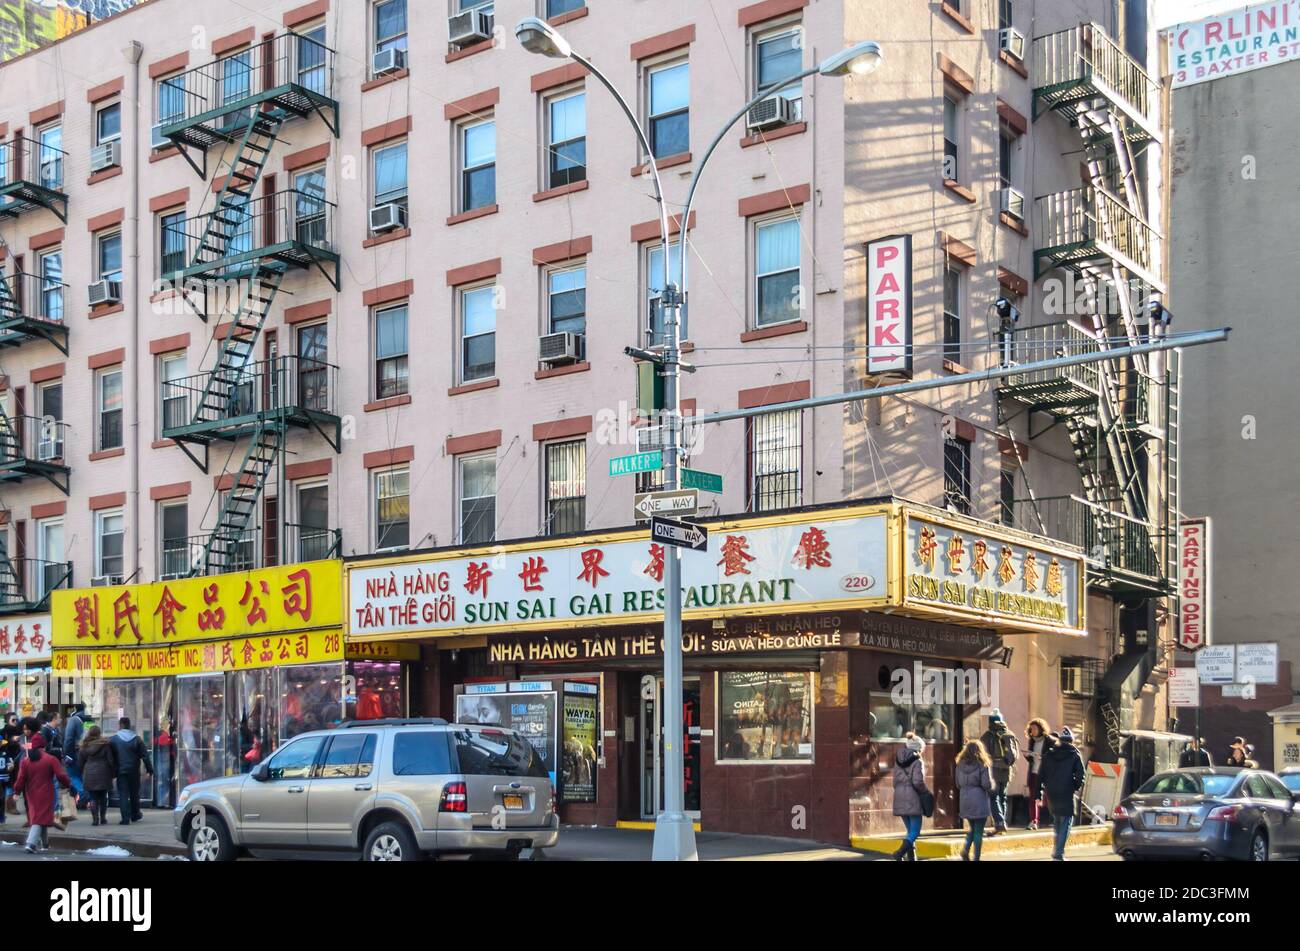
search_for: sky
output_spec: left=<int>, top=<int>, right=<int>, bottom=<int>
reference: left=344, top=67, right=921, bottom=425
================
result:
left=1154, top=0, right=1259, bottom=28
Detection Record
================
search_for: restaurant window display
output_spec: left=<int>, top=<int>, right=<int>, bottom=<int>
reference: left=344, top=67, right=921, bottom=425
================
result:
left=345, top=660, right=405, bottom=720
left=229, top=669, right=273, bottom=772
left=868, top=663, right=955, bottom=744
left=177, top=674, right=225, bottom=789
left=96, top=679, right=156, bottom=800
left=716, top=671, right=814, bottom=762
left=279, top=664, right=344, bottom=738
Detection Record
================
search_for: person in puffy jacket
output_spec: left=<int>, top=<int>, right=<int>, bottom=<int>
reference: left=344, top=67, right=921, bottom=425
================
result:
left=13, top=734, right=71, bottom=853
left=76, top=725, right=118, bottom=826
left=891, top=732, right=931, bottom=861
left=956, top=740, right=993, bottom=861
left=1038, top=727, right=1085, bottom=860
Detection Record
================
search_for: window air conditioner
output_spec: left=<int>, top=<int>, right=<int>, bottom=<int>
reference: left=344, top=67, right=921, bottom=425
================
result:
left=373, top=48, right=407, bottom=77
left=90, top=575, right=124, bottom=588
left=539, top=331, right=581, bottom=365
left=37, top=438, right=62, bottom=462
left=448, top=9, right=494, bottom=48
left=39, top=159, right=60, bottom=186
left=369, top=202, right=407, bottom=234
left=999, top=27, right=1027, bottom=60
left=90, top=141, right=121, bottom=172
left=1000, top=186, right=1026, bottom=220
left=88, top=280, right=122, bottom=307
left=746, top=95, right=795, bottom=132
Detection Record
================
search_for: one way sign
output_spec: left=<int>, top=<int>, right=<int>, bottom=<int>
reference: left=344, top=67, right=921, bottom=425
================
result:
left=650, top=516, right=709, bottom=552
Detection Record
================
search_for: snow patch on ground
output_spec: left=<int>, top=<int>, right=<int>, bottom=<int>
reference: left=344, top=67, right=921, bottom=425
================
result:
left=82, top=845, right=132, bottom=857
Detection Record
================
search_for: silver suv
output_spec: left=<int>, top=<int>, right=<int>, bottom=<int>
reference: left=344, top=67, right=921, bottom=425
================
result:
left=173, top=718, right=559, bottom=861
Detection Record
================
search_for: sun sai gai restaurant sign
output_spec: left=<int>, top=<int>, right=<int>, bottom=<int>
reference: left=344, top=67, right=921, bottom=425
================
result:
left=348, top=508, right=891, bottom=638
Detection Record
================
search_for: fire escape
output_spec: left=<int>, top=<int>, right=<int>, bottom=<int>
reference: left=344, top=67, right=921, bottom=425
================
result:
left=0, top=135, right=73, bottom=611
left=157, top=31, right=341, bottom=577
left=998, top=23, right=1179, bottom=731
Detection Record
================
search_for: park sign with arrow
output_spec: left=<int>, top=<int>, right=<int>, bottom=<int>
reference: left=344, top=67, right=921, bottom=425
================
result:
left=650, top=516, right=708, bottom=552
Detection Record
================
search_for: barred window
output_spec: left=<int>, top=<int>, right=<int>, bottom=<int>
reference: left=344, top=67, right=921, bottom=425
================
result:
left=943, top=435, right=971, bottom=515
left=747, top=410, right=801, bottom=512
left=545, top=440, right=585, bottom=535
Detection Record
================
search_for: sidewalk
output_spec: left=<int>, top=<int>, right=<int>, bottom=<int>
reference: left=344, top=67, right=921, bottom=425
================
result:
left=852, top=823, right=1112, bottom=859
left=0, top=810, right=183, bottom=858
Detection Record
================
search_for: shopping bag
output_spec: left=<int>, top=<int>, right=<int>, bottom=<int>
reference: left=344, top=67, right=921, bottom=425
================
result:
left=60, top=789, right=79, bottom=822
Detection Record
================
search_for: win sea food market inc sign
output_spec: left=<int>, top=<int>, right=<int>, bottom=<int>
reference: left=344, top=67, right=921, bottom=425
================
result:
left=1167, top=2, right=1300, bottom=88
left=347, top=509, right=890, bottom=638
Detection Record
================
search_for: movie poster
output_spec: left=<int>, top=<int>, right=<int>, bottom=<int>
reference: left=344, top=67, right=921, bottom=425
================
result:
left=561, top=685, right=598, bottom=803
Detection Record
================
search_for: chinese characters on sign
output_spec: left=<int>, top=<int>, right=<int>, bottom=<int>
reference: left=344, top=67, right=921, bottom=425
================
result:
left=52, top=629, right=345, bottom=679
left=0, top=616, right=52, bottom=664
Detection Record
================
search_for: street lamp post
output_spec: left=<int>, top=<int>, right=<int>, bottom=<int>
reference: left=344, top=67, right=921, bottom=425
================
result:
left=516, top=17, right=882, bottom=861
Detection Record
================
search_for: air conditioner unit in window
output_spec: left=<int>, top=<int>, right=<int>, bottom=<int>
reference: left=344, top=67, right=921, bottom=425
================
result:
left=746, top=95, right=795, bottom=132
left=90, top=575, right=124, bottom=588
left=999, top=27, right=1027, bottom=60
left=448, top=9, right=493, bottom=48
left=88, top=280, right=122, bottom=307
left=90, top=141, right=120, bottom=172
left=151, top=122, right=170, bottom=150
left=539, top=331, right=581, bottom=365
left=39, top=159, right=60, bottom=186
left=372, top=47, right=407, bottom=77
left=369, top=202, right=407, bottom=234
left=37, top=438, right=62, bottom=462
left=1000, top=185, right=1026, bottom=220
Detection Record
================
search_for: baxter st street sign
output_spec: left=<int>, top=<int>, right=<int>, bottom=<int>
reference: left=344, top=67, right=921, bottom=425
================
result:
left=650, top=516, right=709, bottom=552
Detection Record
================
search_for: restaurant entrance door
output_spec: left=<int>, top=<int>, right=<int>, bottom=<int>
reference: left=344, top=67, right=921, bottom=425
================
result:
left=638, top=674, right=702, bottom=820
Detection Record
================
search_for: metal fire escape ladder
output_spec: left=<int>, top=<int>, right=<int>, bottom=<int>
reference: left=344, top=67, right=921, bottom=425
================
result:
left=195, top=264, right=286, bottom=424
left=193, top=420, right=284, bottom=576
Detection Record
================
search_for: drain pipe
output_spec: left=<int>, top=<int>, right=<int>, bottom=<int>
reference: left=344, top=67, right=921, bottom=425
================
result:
left=123, top=40, right=143, bottom=578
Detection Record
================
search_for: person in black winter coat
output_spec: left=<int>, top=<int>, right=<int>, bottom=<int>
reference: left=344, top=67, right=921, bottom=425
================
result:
left=109, top=717, right=153, bottom=825
left=1178, top=738, right=1212, bottom=768
left=1038, top=727, right=1085, bottom=860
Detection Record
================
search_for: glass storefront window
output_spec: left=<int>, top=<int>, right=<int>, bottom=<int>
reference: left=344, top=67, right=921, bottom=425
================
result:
left=870, top=665, right=954, bottom=743
left=176, top=674, right=224, bottom=789
left=229, top=669, right=273, bottom=773
left=95, top=678, right=156, bottom=801
left=278, top=664, right=343, bottom=739
left=716, top=671, right=814, bottom=762
left=345, top=660, right=405, bottom=720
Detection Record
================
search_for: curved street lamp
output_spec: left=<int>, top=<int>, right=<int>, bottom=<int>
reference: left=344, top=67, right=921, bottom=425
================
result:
left=516, top=16, right=883, bottom=861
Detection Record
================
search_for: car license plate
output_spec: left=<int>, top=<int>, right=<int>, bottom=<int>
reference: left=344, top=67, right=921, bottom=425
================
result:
left=503, top=794, right=525, bottom=810
left=1155, top=813, right=1179, bottom=827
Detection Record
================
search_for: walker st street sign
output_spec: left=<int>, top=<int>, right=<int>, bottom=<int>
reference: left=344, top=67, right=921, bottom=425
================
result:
left=610, top=451, right=664, bottom=477
left=634, top=489, right=699, bottom=521
left=650, top=516, right=709, bottom=552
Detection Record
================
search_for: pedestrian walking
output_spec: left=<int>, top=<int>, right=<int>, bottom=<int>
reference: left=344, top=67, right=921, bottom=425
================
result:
left=62, top=703, right=88, bottom=804
left=1178, top=738, right=1211, bottom=768
left=1226, top=741, right=1248, bottom=767
left=1038, top=726, right=1085, bottom=861
left=979, top=709, right=1019, bottom=833
left=0, top=720, right=19, bottom=825
left=109, top=717, right=154, bottom=825
left=154, top=719, right=175, bottom=809
left=956, top=740, right=994, bottom=861
left=12, top=734, right=71, bottom=853
left=37, top=711, right=66, bottom=828
left=1023, top=718, right=1053, bottom=830
left=891, top=732, right=932, bottom=861
left=76, top=726, right=117, bottom=826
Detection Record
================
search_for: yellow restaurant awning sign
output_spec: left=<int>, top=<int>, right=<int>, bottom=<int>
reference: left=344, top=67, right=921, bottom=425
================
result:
left=53, top=629, right=344, bottom=679
left=51, top=561, right=342, bottom=649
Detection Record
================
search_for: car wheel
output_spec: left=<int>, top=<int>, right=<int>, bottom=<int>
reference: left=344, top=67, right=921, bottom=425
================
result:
left=363, top=821, right=420, bottom=862
left=1120, top=850, right=1141, bottom=862
left=187, top=816, right=234, bottom=862
left=1249, top=830, right=1269, bottom=862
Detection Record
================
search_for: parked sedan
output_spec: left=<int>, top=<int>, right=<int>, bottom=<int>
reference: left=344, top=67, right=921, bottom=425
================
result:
left=1281, top=767, right=1300, bottom=795
left=1112, top=767, right=1300, bottom=861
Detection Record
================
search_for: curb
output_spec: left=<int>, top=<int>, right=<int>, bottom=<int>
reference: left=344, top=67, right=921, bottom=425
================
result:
left=851, top=824, right=1112, bottom=859
left=0, top=825, right=187, bottom=859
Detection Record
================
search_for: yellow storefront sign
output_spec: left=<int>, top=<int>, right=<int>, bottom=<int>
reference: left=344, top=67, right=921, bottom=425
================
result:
left=51, top=561, right=342, bottom=649
left=52, top=629, right=345, bottom=679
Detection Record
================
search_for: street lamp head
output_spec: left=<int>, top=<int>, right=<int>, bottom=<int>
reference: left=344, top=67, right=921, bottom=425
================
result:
left=818, top=40, right=883, bottom=77
left=515, top=16, right=572, bottom=59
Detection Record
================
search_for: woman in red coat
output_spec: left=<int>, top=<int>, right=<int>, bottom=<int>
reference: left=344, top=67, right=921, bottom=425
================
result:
left=14, top=733, right=71, bottom=854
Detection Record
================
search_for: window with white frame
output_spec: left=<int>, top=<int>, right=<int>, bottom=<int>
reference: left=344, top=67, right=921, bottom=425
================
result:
left=374, top=303, right=409, bottom=399
left=159, top=352, right=187, bottom=434
left=38, top=248, right=63, bottom=322
left=754, top=215, right=801, bottom=327
left=646, top=60, right=689, bottom=160
left=545, top=440, right=585, bottom=535
left=95, top=102, right=121, bottom=146
left=159, top=210, right=187, bottom=277
left=545, top=90, right=586, bottom=189
left=294, top=166, right=327, bottom=247
left=547, top=263, right=586, bottom=340
left=943, top=93, right=961, bottom=182
left=546, top=0, right=583, bottom=16
left=458, top=453, right=496, bottom=544
left=38, top=124, right=62, bottom=190
left=459, top=119, right=496, bottom=212
left=36, top=381, right=62, bottom=460
left=296, top=23, right=328, bottom=95
left=1000, top=465, right=1018, bottom=527
left=295, top=482, right=331, bottom=560
left=96, top=365, right=123, bottom=451
left=458, top=0, right=494, bottom=13
left=375, top=0, right=408, bottom=55
left=943, top=263, right=963, bottom=362
left=372, top=139, right=409, bottom=210
left=747, top=409, right=801, bottom=512
left=999, top=128, right=1015, bottom=190
left=96, top=231, right=123, bottom=285
left=999, top=0, right=1014, bottom=31
left=157, top=74, right=186, bottom=127
left=645, top=239, right=685, bottom=344
left=375, top=466, right=410, bottom=551
left=460, top=284, right=496, bottom=382
left=159, top=501, right=189, bottom=577
left=753, top=24, right=803, bottom=117
left=36, top=518, right=64, bottom=597
left=95, top=510, right=125, bottom=580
